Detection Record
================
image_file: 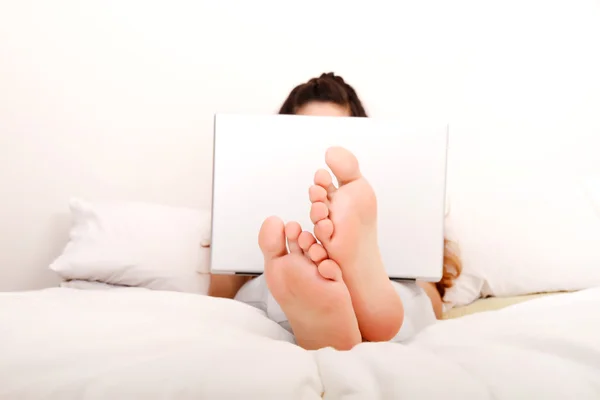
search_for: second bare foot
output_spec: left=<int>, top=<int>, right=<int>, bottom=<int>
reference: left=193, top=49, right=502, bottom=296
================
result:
left=309, top=147, right=404, bottom=342
left=260, top=216, right=361, bottom=351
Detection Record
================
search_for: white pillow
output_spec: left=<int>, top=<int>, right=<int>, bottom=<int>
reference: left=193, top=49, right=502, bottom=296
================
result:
left=584, top=177, right=600, bottom=217
left=442, top=127, right=600, bottom=308
left=50, top=199, right=212, bottom=294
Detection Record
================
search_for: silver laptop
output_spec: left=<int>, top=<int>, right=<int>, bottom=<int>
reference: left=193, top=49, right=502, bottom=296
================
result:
left=210, top=114, right=448, bottom=281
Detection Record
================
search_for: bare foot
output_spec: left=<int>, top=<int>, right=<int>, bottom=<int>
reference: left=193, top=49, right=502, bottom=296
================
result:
left=308, top=147, right=404, bottom=342
left=259, top=216, right=361, bottom=351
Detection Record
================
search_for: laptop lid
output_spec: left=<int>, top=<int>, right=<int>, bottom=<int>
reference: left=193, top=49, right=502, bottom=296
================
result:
left=210, top=114, right=448, bottom=281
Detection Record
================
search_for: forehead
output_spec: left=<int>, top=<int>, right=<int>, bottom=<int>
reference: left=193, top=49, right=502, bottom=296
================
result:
left=295, top=102, right=351, bottom=117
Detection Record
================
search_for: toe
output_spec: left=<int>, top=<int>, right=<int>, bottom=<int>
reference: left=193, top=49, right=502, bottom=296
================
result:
left=314, top=219, right=334, bottom=243
left=314, top=169, right=336, bottom=195
left=317, top=259, right=342, bottom=281
left=285, top=221, right=303, bottom=254
left=310, top=202, right=329, bottom=223
left=325, top=147, right=362, bottom=186
left=259, top=216, right=287, bottom=261
left=309, top=185, right=328, bottom=203
left=298, top=231, right=316, bottom=252
left=308, top=243, right=328, bottom=264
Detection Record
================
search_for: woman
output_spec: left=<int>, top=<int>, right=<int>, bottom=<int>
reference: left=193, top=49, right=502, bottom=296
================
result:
left=210, top=73, right=462, bottom=350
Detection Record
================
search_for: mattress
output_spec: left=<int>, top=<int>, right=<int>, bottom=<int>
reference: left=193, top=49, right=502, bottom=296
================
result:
left=1, top=287, right=599, bottom=399
left=443, top=292, right=565, bottom=319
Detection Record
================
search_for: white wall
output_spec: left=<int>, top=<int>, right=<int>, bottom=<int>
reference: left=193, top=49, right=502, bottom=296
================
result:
left=1, top=0, right=599, bottom=290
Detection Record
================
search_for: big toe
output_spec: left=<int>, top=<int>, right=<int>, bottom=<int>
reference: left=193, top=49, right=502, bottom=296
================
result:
left=258, top=216, right=287, bottom=261
left=325, top=147, right=362, bottom=186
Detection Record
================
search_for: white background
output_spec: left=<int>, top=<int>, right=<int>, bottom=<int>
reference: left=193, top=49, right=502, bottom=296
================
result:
left=1, top=0, right=599, bottom=290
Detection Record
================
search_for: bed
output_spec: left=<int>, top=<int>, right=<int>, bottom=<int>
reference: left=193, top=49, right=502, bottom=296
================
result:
left=2, top=126, right=599, bottom=399
left=0, top=286, right=598, bottom=399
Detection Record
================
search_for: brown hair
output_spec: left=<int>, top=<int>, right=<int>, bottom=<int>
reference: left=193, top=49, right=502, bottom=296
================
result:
left=279, top=72, right=368, bottom=117
left=279, top=72, right=462, bottom=300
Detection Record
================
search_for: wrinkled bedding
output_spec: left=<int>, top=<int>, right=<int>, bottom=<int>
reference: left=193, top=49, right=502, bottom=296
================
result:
left=442, top=292, right=565, bottom=319
left=1, top=287, right=599, bottom=399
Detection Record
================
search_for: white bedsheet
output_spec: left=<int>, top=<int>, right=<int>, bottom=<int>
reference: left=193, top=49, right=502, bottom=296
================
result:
left=1, top=287, right=599, bottom=399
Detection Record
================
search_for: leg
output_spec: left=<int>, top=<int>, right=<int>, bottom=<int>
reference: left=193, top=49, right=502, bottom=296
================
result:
left=309, top=147, right=404, bottom=342
left=388, top=280, right=438, bottom=342
left=259, top=216, right=361, bottom=351
left=209, top=274, right=253, bottom=299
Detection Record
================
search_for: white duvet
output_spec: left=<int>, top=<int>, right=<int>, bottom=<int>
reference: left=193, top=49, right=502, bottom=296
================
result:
left=1, top=287, right=599, bottom=399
